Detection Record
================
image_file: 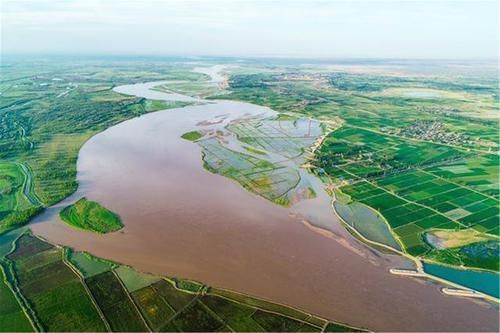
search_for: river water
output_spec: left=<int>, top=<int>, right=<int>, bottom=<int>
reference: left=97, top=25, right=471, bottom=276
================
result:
left=31, top=67, right=499, bottom=332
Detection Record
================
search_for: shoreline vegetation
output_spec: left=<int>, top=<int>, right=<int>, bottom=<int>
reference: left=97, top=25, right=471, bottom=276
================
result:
left=59, top=198, right=123, bottom=234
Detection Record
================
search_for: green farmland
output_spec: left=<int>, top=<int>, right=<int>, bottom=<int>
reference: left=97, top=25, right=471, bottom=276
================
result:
left=215, top=61, right=499, bottom=272
left=0, top=230, right=365, bottom=332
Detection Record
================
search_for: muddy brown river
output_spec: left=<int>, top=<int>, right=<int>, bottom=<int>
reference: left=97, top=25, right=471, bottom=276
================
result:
left=31, top=70, right=499, bottom=332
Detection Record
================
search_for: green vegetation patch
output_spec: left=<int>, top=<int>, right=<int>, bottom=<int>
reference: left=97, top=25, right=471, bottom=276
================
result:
left=60, top=197, right=123, bottom=233
left=200, top=138, right=298, bottom=206
left=0, top=265, right=34, bottom=332
left=86, top=271, right=147, bottom=332
left=151, top=279, right=195, bottom=311
left=115, top=266, right=162, bottom=293
left=252, top=310, right=316, bottom=332
left=172, top=277, right=205, bottom=293
left=67, top=250, right=116, bottom=278
left=131, top=283, right=177, bottom=331
left=181, top=130, right=203, bottom=141
left=7, top=234, right=107, bottom=332
left=201, top=295, right=264, bottom=332
left=171, top=300, right=225, bottom=332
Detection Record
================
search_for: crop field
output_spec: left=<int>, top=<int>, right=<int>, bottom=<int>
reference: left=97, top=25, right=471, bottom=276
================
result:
left=0, top=265, right=33, bottom=332
left=328, top=147, right=498, bottom=269
left=213, top=62, right=499, bottom=272
left=0, top=163, right=29, bottom=213
left=195, top=115, right=322, bottom=207
left=0, top=230, right=367, bottom=332
left=59, top=197, right=123, bottom=233
left=86, top=271, right=147, bottom=332
left=5, top=234, right=107, bottom=332
left=131, top=280, right=180, bottom=330
left=67, top=250, right=117, bottom=278
left=227, top=117, right=322, bottom=160
left=114, top=266, right=162, bottom=293
left=199, top=138, right=300, bottom=206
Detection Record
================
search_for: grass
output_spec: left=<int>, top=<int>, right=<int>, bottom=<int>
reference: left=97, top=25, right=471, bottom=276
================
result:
left=181, top=130, right=203, bottom=141
left=59, top=197, right=123, bottom=233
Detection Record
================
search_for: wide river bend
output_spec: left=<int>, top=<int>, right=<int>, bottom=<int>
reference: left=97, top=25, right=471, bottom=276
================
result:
left=31, top=69, right=499, bottom=332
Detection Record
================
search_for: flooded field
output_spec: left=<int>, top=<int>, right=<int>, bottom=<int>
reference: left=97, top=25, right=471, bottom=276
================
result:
left=31, top=69, right=499, bottom=332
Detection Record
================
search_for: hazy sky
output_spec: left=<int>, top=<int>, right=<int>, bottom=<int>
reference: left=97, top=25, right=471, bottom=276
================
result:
left=1, top=0, right=498, bottom=59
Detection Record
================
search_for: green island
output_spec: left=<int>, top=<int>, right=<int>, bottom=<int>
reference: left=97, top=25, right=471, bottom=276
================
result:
left=59, top=198, right=123, bottom=233
left=0, top=231, right=365, bottom=332
left=181, top=130, right=203, bottom=141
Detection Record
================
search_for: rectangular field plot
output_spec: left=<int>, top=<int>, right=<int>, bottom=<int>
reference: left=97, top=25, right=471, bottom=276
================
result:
left=200, top=295, right=264, bottom=332
left=199, top=138, right=300, bottom=205
left=317, top=126, right=468, bottom=176
left=0, top=265, right=33, bottom=332
left=115, top=266, right=161, bottom=293
left=7, top=234, right=53, bottom=260
left=171, top=300, right=225, bottom=332
left=131, top=282, right=177, bottom=331
left=228, top=117, right=322, bottom=159
left=425, top=155, right=499, bottom=197
left=7, top=235, right=107, bottom=332
left=374, top=169, right=499, bottom=231
left=132, top=279, right=198, bottom=331
left=86, top=271, right=147, bottom=332
left=67, top=250, right=115, bottom=278
left=252, top=309, right=319, bottom=332
left=208, top=288, right=329, bottom=329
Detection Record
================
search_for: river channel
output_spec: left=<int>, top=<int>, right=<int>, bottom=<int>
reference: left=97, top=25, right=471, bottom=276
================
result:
left=31, top=67, right=499, bottom=332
